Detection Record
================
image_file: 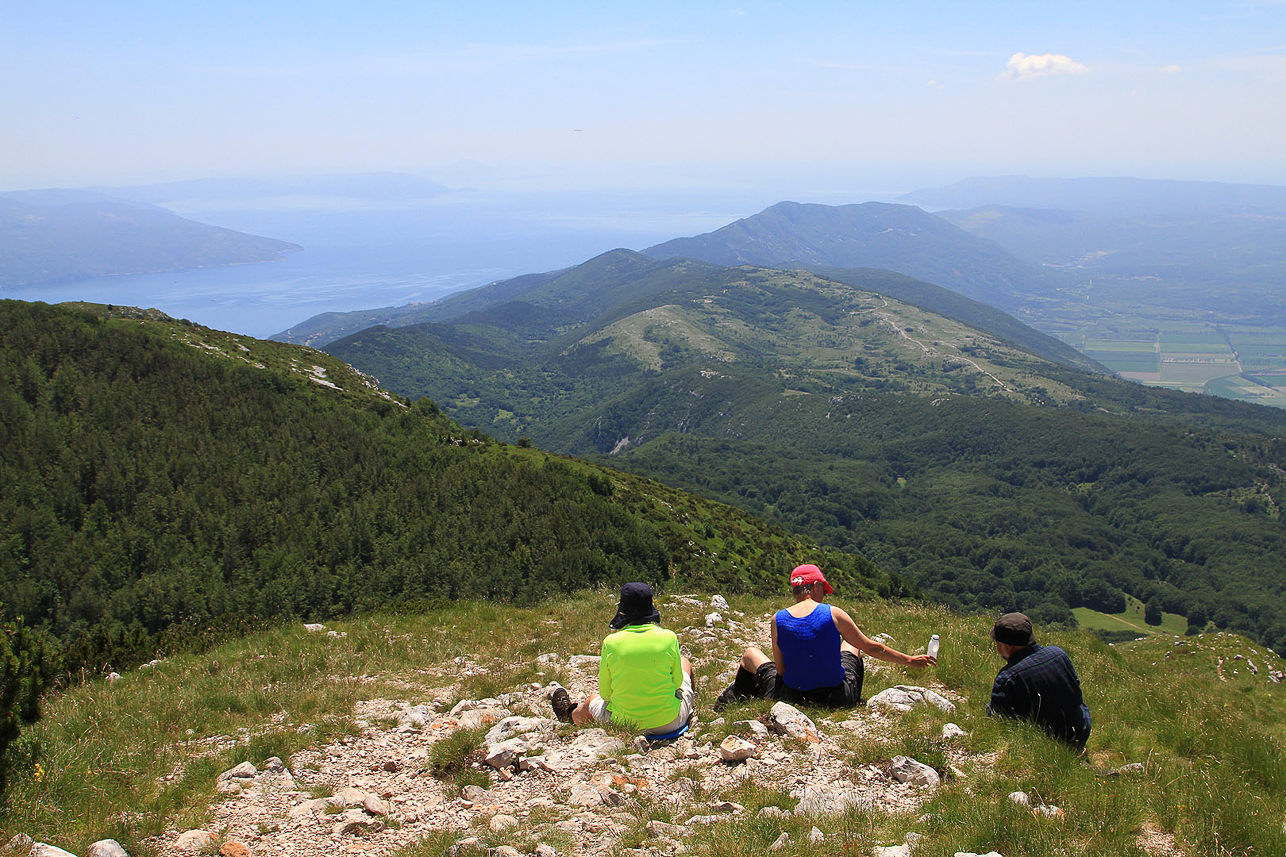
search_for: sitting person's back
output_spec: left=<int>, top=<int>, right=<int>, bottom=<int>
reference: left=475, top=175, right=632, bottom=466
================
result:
left=600, top=621, right=684, bottom=730
left=716, top=564, right=935, bottom=709
left=987, top=613, right=1091, bottom=749
left=552, top=583, right=695, bottom=737
left=775, top=601, right=845, bottom=695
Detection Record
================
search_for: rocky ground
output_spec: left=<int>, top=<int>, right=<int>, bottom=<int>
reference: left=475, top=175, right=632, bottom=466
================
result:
left=14, top=596, right=1194, bottom=857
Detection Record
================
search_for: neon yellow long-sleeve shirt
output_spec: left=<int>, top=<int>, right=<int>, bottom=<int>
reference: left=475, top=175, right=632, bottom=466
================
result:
left=599, top=624, right=682, bottom=729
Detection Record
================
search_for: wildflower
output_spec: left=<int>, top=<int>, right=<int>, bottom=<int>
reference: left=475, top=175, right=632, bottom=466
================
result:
left=33, top=764, right=44, bottom=782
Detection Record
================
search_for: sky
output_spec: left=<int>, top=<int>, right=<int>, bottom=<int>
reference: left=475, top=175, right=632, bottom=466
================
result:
left=3, top=1, right=1285, bottom=194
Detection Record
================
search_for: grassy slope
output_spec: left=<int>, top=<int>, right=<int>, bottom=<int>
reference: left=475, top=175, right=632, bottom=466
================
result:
left=7, top=592, right=1285, bottom=857
left=1074, top=594, right=1188, bottom=637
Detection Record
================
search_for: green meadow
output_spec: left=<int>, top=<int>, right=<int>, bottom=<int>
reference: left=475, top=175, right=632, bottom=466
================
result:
left=6, top=592, right=1285, bottom=857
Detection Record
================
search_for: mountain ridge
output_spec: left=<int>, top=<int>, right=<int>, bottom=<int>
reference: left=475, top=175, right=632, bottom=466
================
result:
left=0, top=190, right=301, bottom=287
left=641, top=200, right=1069, bottom=312
left=318, top=252, right=1286, bottom=653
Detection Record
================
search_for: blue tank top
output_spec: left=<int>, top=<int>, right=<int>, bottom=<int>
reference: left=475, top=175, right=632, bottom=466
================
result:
left=775, top=603, right=844, bottom=691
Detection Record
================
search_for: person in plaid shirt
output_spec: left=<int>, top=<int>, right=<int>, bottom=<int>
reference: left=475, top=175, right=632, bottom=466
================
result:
left=988, top=612, right=1092, bottom=750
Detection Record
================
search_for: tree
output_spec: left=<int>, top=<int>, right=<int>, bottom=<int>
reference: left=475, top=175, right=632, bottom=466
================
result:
left=0, top=618, right=55, bottom=791
left=1144, top=597, right=1163, bottom=626
left=1187, top=604, right=1209, bottom=636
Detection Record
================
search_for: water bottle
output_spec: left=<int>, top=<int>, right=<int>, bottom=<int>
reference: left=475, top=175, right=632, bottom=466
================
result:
left=927, top=634, right=940, bottom=660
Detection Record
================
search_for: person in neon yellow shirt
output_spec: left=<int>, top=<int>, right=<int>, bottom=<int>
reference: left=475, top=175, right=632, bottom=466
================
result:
left=552, top=583, right=695, bottom=736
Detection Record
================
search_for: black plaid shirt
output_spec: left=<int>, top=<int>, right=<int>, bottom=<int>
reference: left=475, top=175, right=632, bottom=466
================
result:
left=988, top=643, right=1091, bottom=748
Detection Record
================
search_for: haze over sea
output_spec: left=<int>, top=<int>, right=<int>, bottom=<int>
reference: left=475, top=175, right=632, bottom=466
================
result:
left=5, top=189, right=775, bottom=339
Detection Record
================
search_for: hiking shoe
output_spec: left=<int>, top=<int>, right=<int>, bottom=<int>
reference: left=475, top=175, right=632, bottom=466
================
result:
left=713, top=684, right=738, bottom=712
left=551, top=687, right=577, bottom=722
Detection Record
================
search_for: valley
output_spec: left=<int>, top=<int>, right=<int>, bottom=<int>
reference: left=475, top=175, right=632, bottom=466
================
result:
left=315, top=249, right=1286, bottom=654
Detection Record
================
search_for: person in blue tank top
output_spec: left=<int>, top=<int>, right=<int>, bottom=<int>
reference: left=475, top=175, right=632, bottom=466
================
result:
left=716, top=564, right=936, bottom=708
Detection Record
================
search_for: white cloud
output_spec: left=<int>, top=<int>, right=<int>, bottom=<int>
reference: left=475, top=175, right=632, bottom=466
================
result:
left=1159, top=65, right=1182, bottom=73
left=1001, top=52, right=1089, bottom=81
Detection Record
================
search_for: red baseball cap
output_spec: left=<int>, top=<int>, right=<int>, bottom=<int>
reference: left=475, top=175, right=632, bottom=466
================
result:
left=790, top=564, right=833, bottom=595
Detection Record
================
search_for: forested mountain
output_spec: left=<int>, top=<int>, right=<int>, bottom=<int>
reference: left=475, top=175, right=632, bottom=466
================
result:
left=641, top=201, right=1069, bottom=312
left=271, top=200, right=1090, bottom=366
left=320, top=252, right=1286, bottom=651
left=0, top=299, right=897, bottom=673
left=0, top=190, right=301, bottom=287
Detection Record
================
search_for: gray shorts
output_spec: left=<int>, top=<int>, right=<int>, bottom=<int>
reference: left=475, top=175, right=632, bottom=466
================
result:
left=589, top=673, right=695, bottom=735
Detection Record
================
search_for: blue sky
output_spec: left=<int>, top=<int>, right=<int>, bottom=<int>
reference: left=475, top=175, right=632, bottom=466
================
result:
left=3, top=1, right=1284, bottom=192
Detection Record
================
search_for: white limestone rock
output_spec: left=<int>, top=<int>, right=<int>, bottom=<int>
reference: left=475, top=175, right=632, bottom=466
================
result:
left=519, top=754, right=553, bottom=772
left=363, top=795, right=390, bottom=816
left=719, top=735, right=757, bottom=763
left=5, top=835, right=34, bottom=855
left=868, top=685, right=956, bottom=713
left=31, top=846, right=78, bottom=857
left=332, top=808, right=385, bottom=836
left=86, top=842, right=129, bottom=857
left=769, top=701, right=819, bottom=740
left=486, top=715, right=554, bottom=744
left=874, top=847, right=911, bottom=857
left=288, top=798, right=332, bottom=818
left=569, top=729, right=625, bottom=760
left=891, top=755, right=941, bottom=788
left=216, top=761, right=257, bottom=794
left=173, top=831, right=216, bottom=853
left=793, top=785, right=873, bottom=815
left=567, top=783, right=607, bottom=807
left=485, top=737, right=529, bottom=769
left=397, top=704, right=434, bottom=728
left=457, top=707, right=509, bottom=730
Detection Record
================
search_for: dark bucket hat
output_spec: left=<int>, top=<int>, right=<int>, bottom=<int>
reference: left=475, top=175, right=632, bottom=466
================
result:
left=609, top=582, right=661, bottom=629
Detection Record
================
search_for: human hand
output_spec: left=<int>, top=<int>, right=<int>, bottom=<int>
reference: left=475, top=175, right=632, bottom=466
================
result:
left=908, top=654, right=937, bottom=668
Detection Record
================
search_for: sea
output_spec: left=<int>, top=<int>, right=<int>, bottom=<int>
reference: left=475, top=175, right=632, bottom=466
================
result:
left=2, top=190, right=761, bottom=339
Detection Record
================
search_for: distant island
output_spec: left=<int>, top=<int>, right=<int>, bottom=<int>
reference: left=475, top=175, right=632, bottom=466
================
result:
left=0, top=188, right=302, bottom=287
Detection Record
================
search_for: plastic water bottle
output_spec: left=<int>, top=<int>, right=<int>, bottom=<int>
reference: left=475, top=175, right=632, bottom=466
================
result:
left=927, top=634, right=940, bottom=660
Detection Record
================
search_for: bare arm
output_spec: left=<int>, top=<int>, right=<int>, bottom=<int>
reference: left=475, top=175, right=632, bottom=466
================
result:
left=832, top=607, right=936, bottom=668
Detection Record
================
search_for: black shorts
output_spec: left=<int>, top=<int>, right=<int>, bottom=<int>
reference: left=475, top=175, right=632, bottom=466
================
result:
left=754, top=651, right=864, bottom=708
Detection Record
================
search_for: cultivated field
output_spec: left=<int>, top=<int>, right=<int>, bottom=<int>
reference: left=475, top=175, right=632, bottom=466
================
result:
left=1059, top=321, right=1286, bottom=409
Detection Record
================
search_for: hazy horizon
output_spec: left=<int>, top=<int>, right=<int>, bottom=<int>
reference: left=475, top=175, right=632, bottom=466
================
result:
left=4, top=2, right=1284, bottom=194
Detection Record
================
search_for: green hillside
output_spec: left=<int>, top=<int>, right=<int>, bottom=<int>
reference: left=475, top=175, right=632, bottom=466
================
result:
left=6, top=591, right=1286, bottom=857
left=320, top=257, right=1286, bottom=652
left=0, top=299, right=901, bottom=674
left=642, top=200, right=1069, bottom=314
